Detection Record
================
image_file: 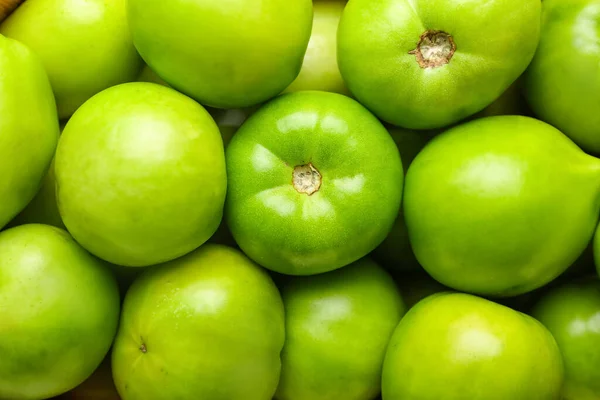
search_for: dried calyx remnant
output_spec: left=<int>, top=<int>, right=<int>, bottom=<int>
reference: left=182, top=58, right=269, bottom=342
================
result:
left=409, top=30, right=456, bottom=69
left=293, top=163, right=322, bottom=196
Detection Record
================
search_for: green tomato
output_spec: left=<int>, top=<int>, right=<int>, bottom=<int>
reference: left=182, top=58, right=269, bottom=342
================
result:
left=0, top=34, right=59, bottom=230
left=55, top=82, right=227, bottom=267
left=337, top=0, right=541, bottom=129
left=0, top=224, right=120, bottom=400
left=275, top=258, right=405, bottom=400
left=498, top=246, right=596, bottom=314
left=112, top=244, right=285, bottom=400
left=284, top=0, right=349, bottom=95
left=524, top=0, right=600, bottom=155
left=0, top=0, right=143, bottom=120
left=372, top=128, right=433, bottom=272
left=382, top=293, right=564, bottom=400
left=405, top=116, right=600, bottom=296
left=226, top=91, right=403, bottom=275
left=531, top=278, right=600, bottom=400
left=128, top=0, right=312, bottom=109
left=9, top=158, right=65, bottom=230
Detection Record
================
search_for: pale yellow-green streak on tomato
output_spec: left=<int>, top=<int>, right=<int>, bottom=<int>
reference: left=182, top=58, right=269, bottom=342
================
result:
left=128, top=0, right=313, bottom=109
left=111, top=244, right=285, bottom=400
left=0, top=34, right=59, bottom=229
left=284, top=0, right=349, bottom=95
left=382, top=293, right=564, bottom=400
left=0, top=0, right=143, bottom=119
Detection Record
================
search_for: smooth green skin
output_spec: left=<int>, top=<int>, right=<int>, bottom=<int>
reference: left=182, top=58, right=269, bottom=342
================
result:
left=531, top=278, right=600, bottom=400
left=497, top=246, right=597, bottom=314
left=337, top=0, right=541, bottom=129
left=0, top=0, right=143, bottom=120
left=9, top=158, right=65, bottom=230
left=372, top=128, right=433, bottom=272
left=275, top=258, right=405, bottom=400
left=0, top=34, right=59, bottom=230
left=405, top=116, right=600, bottom=296
left=524, top=0, right=600, bottom=155
left=112, top=244, right=285, bottom=400
left=284, top=0, right=349, bottom=95
left=55, top=82, right=227, bottom=267
left=382, top=293, right=564, bottom=400
left=0, top=224, right=120, bottom=400
left=128, top=0, right=313, bottom=109
left=226, top=91, right=404, bottom=275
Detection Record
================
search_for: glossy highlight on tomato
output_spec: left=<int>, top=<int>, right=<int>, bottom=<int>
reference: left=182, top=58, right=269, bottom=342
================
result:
left=226, top=91, right=403, bottom=275
left=337, top=0, right=541, bottom=129
left=404, top=116, right=600, bottom=296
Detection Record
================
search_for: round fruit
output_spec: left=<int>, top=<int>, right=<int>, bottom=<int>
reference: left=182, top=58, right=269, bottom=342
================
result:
left=524, top=0, right=600, bottom=154
left=284, top=0, right=349, bottom=95
left=112, top=244, right=285, bottom=400
left=0, top=34, right=59, bottom=230
left=0, top=0, right=143, bottom=120
left=337, top=0, right=541, bottom=129
left=404, top=116, right=600, bottom=296
left=275, top=258, right=405, bottom=400
left=128, top=0, right=313, bottom=109
left=0, top=224, right=120, bottom=400
left=382, top=293, right=564, bottom=400
left=55, top=82, right=227, bottom=267
left=226, top=91, right=403, bottom=275
left=531, top=278, right=600, bottom=400
left=372, top=128, right=433, bottom=272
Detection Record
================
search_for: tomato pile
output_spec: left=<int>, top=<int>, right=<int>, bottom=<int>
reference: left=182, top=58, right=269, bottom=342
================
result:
left=0, top=0, right=599, bottom=399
